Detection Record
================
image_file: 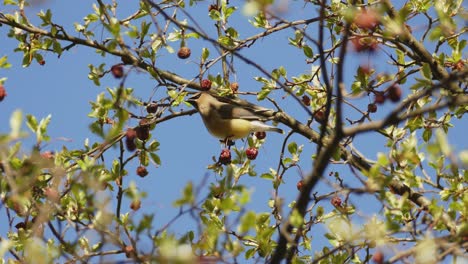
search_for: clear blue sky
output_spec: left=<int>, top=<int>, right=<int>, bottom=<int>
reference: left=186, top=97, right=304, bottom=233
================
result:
left=0, top=1, right=466, bottom=262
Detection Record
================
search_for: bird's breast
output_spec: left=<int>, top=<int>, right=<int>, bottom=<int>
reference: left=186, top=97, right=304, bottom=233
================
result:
left=202, top=117, right=252, bottom=139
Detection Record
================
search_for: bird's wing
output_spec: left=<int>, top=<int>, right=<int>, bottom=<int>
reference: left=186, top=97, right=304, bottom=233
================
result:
left=218, top=104, right=262, bottom=121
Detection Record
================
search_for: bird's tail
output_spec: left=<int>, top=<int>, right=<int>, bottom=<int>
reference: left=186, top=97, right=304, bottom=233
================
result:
left=251, top=121, right=284, bottom=134
left=268, top=127, right=284, bottom=134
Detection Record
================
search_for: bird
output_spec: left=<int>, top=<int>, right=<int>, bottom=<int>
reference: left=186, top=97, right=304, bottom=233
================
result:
left=187, top=92, right=284, bottom=140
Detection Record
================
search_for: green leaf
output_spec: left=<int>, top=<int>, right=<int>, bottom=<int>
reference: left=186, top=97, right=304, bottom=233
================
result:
left=173, top=182, right=194, bottom=206
left=0, top=56, right=12, bottom=69
left=37, top=114, right=52, bottom=142
left=290, top=209, right=303, bottom=227
left=422, top=129, right=432, bottom=142
left=225, top=27, right=239, bottom=39
left=150, top=152, right=161, bottom=165
left=209, top=10, right=221, bottom=21
left=26, top=114, right=38, bottom=132
left=201, top=48, right=210, bottom=61
left=140, top=151, right=149, bottom=166
left=288, top=142, right=298, bottom=155
left=260, top=173, right=274, bottom=180
left=421, top=63, right=432, bottom=80
left=303, top=45, right=313, bottom=58
left=224, top=6, right=237, bottom=19
left=3, top=0, right=17, bottom=5
left=239, top=211, right=256, bottom=233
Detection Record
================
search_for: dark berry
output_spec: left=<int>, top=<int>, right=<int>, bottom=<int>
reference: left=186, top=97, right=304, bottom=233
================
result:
left=367, top=103, right=377, bottom=113
left=246, top=147, right=258, bottom=160
left=200, top=79, right=212, bottom=91
left=177, top=47, right=191, bottom=59
left=208, top=4, right=219, bottom=12
left=38, top=60, right=46, bottom=65
left=136, top=166, right=148, bottom=177
left=0, top=85, right=6, bottom=102
left=125, top=128, right=137, bottom=151
left=387, top=84, right=402, bottom=102
left=111, top=64, right=124, bottom=78
left=314, top=110, right=326, bottom=123
left=218, top=149, right=231, bottom=165
left=126, top=128, right=137, bottom=140
left=15, top=222, right=27, bottom=229
left=374, top=92, right=386, bottom=104
left=146, top=103, right=158, bottom=114
left=331, top=196, right=342, bottom=207
left=255, top=131, right=266, bottom=140
left=302, top=95, right=311, bottom=106
left=135, top=126, right=149, bottom=141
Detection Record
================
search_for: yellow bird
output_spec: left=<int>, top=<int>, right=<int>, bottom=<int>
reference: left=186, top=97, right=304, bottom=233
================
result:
left=187, top=92, right=283, bottom=140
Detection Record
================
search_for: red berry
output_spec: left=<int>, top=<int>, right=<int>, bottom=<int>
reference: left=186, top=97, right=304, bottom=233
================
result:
left=374, top=92, right=386, bottom=104
left=177, top=47, right=191, bottom=59
left=38, top=60, right=46, bottom=65
left=136, top=166, right=148, bottom=177
left=130, top=200, right=141, bottom=211
left=302, top=95, right=311, bottom=106
left=296, top=180, right=304, bottom=191
left=314, top=110, right=326, bottom=123
left=351, top=36, right=379, bottom=53
left=354, top=9, right=379, bottom=30
left=453, top=59, right=465, bottom=71
left=367, top=103, right=377, bottom=113
left=230, top=82, right=239, bottom=93
left=41, top=151, right=54, bottom=159
left=372, top=251, right=384, bottom=264
left=200, top=79, right=212, bottom=91
left=387, top=84, right=402, bottom=102
left=124, top=245, right=135, bottom=258
left=331, top=196, right=342, bottom=207
left=146, top=102, right=158, bottom=114
left=255, top=131, right=266, bottom=140
left=44, top=187, right=59, bottom=202
left=111, top=64, right=124, bottom=78
left=0, top=85, right=6, bottom=102
left=218, top=149, right=231, bottom=165
left=246, top=147, right=258, bottom=160
left=358, top=65, right=372, bottom=75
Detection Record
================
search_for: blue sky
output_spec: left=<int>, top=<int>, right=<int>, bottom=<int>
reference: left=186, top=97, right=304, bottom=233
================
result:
left=0, top=0, right=466, bottom=262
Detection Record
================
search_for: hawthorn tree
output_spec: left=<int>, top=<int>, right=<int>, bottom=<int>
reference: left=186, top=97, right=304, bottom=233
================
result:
left=0, top=0, right=467, bottom=263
